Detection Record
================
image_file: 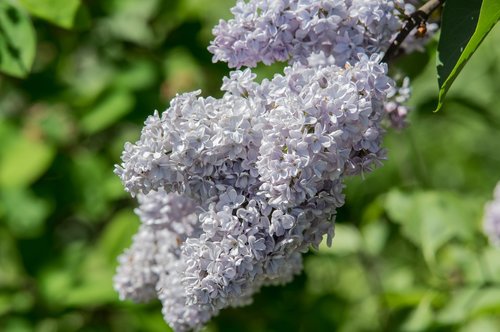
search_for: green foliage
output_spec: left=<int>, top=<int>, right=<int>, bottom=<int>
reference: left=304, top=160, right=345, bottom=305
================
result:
left=19, top=0, right=81, bottom=29
left=0, top=123, right=55, bottom=188
left=436, top=0, right=500, bottom=111
left=0, top=1, right=500, bottom=331
left=0, top=1, right=36, bottom=78
left=385, top=190, right=480, bottom=265
left=80, top=90, right=135, bottom=135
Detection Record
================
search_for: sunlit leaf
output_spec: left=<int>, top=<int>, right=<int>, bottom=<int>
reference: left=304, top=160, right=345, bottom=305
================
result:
left=0, top=1, right=36, bottom=78
left=459, top=317, right=500, bottom=332
left=481, top=247, right=500, bottom=284
left=19, top=0, right=81, bottom=29
left=320, top=223, right=362, bottom=255
left=39, top=266, right=73, bottom=305
left=402, top=294, right=435, bottom=331
left=101, top=0, right=160, bottom=46
left=438, top=287, right=500, bottom=323
left=361, top=221, right=389, bottom=256
left=80, top=90, right=135, bottom=135
left=112, top=60, right=157, bottom=91
left=0, top=129, right=55, bottom=188
left=96, top=209, right=139, bottom=262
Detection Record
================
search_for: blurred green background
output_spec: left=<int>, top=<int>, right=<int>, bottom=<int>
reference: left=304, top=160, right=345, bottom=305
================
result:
left=1, top=1, right=500, bottom=331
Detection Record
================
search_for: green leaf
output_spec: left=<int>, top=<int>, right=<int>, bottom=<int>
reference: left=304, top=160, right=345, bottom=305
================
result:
left=459, top=317, right=500, bottom=332
left=437, top=245, right=483, bottom=285
left=0, top=229, right=25, bottom=288
left=62, top=210, right=139, bottom=307
left=95, top=209, right=139, bottom=262
left=320, top=223, right=362, bottom=255
left=0, top=2, right=36, bottom=78
left=19, top=0, right=81, bottom=29
left=385, top=190, right=481, bottom=266
left=402, top=293, right=435, bottom=331
left=0, top=188, right=52, bottom=237
left=80, top=90, right=135, bottom=135
left=70, top=152, right=114, bottom=221
left=436, top=0, right=500, bottom=111
left=438, top=287, right=500, bottom=324
left=481, top=247, right=500, bottom=284
left=102, top=0, right=160, bottom=46
left=112, top=60, right=157, bottom=91
left=361, top=221, right=389, bottom=256
left=0, top=130, right=55, bottom=188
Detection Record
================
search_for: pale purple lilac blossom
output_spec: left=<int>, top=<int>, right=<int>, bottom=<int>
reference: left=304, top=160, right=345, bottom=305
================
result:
left=384, top=76, right=411, bottom=129
left=115, top=55, right=393, bottom=331
left=484, top=183, right=500, bottom=246
left=114, top=0, right=438, bottom=331
left=209, top=0, right=435, bottom=68
left=208, top=0, right=436, bottom=129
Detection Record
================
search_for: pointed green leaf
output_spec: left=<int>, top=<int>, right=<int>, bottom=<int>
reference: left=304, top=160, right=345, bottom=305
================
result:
left=0, top=2, right=36, bottom=78
left=436, top=0, right=500, bottom=111
left=19, top=0, right=81, bottom=29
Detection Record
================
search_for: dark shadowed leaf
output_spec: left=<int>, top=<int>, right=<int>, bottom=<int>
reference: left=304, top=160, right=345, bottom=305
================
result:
left=0, top=230, right=25, bottom=289
left=436, top=0, right=500, bottom=111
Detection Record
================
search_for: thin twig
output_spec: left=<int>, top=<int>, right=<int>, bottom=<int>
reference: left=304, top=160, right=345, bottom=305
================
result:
left=382, top=0, right=445, bottom=63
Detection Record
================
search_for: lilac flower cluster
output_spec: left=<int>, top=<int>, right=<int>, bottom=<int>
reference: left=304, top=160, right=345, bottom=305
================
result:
left=114, top=0, right=436, bottom=331
left=384, top=76, right=411, bottom=129
left=115, top=55, right=392, bottom=331
left=209, top=0, right=436, bottom=128
left=484, top=183, right=500, bottom=246
left=209, top=0, right=434, bottom=68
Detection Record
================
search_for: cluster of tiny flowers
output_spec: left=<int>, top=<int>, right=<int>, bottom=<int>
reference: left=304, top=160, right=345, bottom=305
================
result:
left=209, top=0, right=434, bottom=68
left=384, top=76, right=411, bottom=129
left=115, top=55, right=392, bottom=331
left=209, top=0, right=439, bottom=128
left=114, top=0, right=436, bottom=331
left=484, top=183, right=500, bottom=246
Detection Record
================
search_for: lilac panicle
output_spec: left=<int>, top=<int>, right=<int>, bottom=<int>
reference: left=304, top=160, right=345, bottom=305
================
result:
left=114, top=0, right=438, bottom=330
left=114, top=54, right=393, bottom=331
